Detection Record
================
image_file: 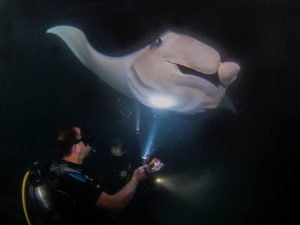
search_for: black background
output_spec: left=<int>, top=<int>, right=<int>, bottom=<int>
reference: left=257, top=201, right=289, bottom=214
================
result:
left=0, top=0, right=299, bottom=224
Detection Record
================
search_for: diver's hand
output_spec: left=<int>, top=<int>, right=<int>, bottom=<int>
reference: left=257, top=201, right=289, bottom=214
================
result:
left=131, top=164, right=148, bottom=184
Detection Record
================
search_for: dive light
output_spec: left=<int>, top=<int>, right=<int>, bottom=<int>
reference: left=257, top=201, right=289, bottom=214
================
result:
left=145, top=157, right=164, bottom=174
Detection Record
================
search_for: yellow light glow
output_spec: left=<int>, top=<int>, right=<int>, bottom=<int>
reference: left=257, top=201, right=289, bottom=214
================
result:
left=156, top=178, right=162, bottom=183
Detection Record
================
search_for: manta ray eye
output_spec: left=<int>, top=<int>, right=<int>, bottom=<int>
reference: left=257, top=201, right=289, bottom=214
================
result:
left=150, top=37, right=162, bottom=49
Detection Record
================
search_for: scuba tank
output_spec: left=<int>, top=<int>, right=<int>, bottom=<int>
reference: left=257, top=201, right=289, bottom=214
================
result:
left=29, top=161, right=54, bottom=212
left=22, top=161, right=62, bottom=225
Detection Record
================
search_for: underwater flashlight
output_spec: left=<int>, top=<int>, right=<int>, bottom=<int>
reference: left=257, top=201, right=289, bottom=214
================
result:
left=146, top=157, right=164, bottom=174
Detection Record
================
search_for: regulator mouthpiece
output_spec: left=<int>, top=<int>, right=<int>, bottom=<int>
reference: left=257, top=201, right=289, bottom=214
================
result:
left=90, top=148, right=97, bottom=154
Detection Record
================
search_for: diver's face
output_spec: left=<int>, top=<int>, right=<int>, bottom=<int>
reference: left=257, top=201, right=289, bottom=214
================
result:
left=78, top=138, right=91, bottom=158
left=74, top=127, right=91, bottom=158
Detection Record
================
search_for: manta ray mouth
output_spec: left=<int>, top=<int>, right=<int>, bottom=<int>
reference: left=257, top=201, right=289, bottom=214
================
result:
left=171, top=62, right=223, bottom=87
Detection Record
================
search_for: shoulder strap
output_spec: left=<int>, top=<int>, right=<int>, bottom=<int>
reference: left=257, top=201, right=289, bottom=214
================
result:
left=67, top=172, right=89, bottom=183
left=49, top=161, right=90, bottom=183
left=49, top=161, right=81, bottom=175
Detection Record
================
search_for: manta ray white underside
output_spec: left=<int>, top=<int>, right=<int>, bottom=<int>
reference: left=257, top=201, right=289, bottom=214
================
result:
left=47, top=26, right=240, bottom=114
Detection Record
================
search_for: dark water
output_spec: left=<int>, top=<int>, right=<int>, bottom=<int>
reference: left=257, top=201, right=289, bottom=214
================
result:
left=0, top=0, right=298, bottom=224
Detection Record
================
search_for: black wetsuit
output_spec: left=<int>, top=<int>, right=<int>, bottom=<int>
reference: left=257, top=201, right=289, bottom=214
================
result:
left=49, top=160, right=111, bottom=225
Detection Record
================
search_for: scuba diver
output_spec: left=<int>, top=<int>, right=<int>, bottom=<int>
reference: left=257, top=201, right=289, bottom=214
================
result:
left=22, top=126, right=149, bottom=225
left=103, top=138, right=134, bottom=193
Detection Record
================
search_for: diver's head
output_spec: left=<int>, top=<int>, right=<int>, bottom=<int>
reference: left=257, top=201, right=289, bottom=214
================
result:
left=56, top=126, right=91, bottom=163
left=111, top=144, right=123, bottom=157
left=110, top=138, right=124, bottom=157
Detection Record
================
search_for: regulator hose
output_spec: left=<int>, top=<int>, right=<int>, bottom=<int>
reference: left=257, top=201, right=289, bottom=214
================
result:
left=22, top=170, right=32, bottom=225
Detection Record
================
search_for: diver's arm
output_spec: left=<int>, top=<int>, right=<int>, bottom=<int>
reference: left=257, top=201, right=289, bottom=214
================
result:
left=95, top=165, right=148, bottom=211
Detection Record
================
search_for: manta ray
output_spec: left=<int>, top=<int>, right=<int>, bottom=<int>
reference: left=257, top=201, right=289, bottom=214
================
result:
left=47, top=26, right=240, bottom=114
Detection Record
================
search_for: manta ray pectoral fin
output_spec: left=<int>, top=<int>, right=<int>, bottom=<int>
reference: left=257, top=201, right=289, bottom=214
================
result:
left=46, top=25, right=137, bottom=97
